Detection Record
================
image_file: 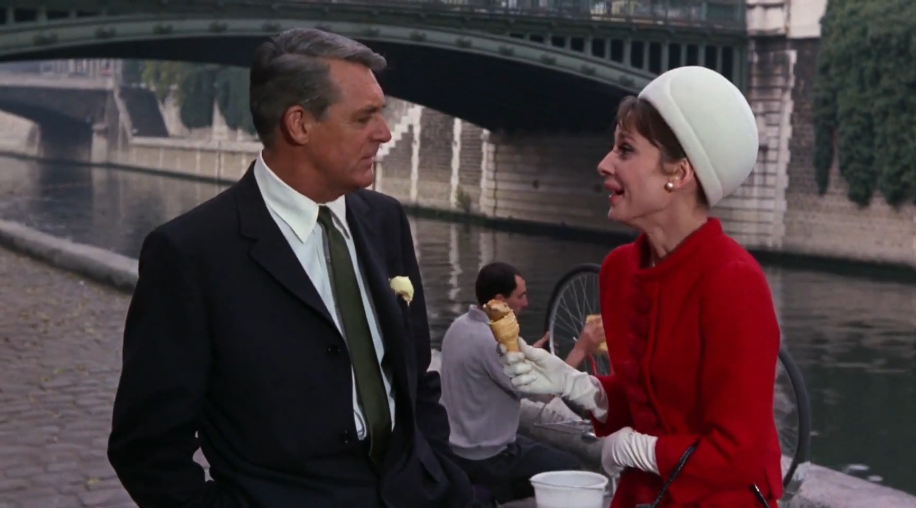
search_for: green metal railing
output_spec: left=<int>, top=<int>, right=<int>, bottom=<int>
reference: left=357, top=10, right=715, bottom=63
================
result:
left=1, top=0, right=746, bottom=31
left=312, top=0, right=746, bottom=29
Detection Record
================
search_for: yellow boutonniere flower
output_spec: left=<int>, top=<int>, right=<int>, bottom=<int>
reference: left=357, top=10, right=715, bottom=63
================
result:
left=389, top=276, right=414, bottom=306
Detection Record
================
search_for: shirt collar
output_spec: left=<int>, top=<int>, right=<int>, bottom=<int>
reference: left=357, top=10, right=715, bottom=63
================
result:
left=253, top=151, right=350, bottom=243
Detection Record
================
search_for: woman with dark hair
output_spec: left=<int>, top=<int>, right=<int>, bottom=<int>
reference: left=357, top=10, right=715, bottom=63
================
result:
left=498, top=66, right=783, bottom=508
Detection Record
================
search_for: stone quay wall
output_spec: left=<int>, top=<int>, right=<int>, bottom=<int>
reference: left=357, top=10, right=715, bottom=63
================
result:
left=94, top=62, right=916, bottom=269
left=1, top=33, right=914, bottom=268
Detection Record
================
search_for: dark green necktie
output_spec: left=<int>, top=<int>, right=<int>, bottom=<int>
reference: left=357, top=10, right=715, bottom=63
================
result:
left=316, top=206, right=391, bottom=463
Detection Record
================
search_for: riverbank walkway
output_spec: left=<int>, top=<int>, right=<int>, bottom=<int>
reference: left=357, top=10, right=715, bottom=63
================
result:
left=0, top=247, right=133, bottom=507
left=0, top=246, right=538, bottom=508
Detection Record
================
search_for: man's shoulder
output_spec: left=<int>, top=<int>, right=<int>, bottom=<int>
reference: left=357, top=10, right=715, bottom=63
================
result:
left=441, top=312, right=490, bottom=347
left=149, top=184, right=239, bottom=252
left=351, top=188, right=404, bottom=217
left=442, top=311, right=475, bottom=337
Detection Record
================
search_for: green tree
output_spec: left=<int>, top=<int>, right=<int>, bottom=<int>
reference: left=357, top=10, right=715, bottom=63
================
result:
left=215, top=66, right=256, bottom=134
left=125, top=60, right=257, bottom=136
left=813, top=0, right=916, bottom=206
left=177, top=65, right=217, bottom=130
left=141, top=61, right=194, bottom=102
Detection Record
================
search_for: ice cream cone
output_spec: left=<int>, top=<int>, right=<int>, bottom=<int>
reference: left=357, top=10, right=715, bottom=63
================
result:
left=585, top=314, right=608, bottom=353
left=483, top=300, right=520, bottom=352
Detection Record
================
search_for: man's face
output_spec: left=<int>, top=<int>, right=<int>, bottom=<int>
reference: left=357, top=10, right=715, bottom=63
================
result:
left=302, top=59, right=392, bottom=196
left=501, top=275, right=529, bottom=315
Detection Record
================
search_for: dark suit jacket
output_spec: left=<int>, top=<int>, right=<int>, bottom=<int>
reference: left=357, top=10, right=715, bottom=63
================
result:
left=108, top=166, right=472, bottom=508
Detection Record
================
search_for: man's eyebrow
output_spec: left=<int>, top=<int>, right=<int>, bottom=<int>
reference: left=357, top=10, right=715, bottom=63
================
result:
left=357, top=103, right=385, bottom=115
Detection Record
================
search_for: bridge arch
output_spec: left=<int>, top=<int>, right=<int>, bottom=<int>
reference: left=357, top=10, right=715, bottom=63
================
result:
left=0, top=99, right=97, bottom=161
left=0, top=16, right=660, bottom=131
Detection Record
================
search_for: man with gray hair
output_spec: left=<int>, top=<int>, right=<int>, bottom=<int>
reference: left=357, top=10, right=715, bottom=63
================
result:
left=108, top=28, right=472, bottom=508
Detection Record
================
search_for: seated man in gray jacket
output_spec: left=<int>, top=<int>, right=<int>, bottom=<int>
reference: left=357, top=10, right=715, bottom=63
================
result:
left=439, top=262, right=596, bottom=505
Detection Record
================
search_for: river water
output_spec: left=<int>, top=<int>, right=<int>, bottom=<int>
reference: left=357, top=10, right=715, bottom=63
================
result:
left=1, top=156, right=914, bottom=494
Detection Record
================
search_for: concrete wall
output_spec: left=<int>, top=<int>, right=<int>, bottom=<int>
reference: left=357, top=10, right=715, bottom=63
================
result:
left=108, top=136, right=258, bottom=182
left=0, top=111, right=38, bottom=155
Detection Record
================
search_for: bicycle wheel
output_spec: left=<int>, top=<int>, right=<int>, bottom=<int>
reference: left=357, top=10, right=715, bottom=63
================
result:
left=543, top=263, right=813, bottom=495
left=543, top=263, right=608, bottom=376
left=774, top=347, right=812, bottom=500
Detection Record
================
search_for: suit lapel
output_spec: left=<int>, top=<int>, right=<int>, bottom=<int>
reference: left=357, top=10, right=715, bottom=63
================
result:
left=345, top=193, right=410, bottom=394
left=235, top=165, right=339, bottom=334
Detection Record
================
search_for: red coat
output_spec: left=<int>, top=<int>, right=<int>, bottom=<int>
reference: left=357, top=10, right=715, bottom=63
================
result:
left=593, top=219, right=783, bottom=508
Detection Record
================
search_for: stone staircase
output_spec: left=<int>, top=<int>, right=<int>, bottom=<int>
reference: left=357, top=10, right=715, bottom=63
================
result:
left=378, top=100, right=422, bottom=161
left=118, top=86, right=170, bottom=138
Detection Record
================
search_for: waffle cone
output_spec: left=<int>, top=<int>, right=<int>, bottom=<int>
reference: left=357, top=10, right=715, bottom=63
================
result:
left=585, top=314, right=608, bottom=353
left=483, top=300, right=520, bottom=352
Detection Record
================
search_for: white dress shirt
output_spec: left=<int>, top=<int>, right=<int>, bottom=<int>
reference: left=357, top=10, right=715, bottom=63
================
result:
left=254, top=153, right=396, bottom=440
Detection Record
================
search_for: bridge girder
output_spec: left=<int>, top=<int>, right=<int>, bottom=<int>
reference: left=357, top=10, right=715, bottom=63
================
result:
left=0, top=6, right=746, bottom=131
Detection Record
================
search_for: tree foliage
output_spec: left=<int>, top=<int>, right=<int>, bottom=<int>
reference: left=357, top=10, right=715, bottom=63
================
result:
left=215, top=67, right=256, bottom=135
left=124, top=60, right=256, bottom=135
left=177, top=65, right=217, bottom=130
left=813, top=0, right=916, bottom=207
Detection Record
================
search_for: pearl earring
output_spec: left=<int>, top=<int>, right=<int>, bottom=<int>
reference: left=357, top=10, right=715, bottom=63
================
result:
left=664, top=182, right=675, bottom=191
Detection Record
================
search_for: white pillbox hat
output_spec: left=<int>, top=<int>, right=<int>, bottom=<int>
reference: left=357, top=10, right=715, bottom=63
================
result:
left=637, top=66, right=759, bottom=207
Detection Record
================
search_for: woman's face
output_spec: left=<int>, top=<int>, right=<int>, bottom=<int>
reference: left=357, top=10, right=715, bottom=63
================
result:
left=597, top=126, right=675, bottom=228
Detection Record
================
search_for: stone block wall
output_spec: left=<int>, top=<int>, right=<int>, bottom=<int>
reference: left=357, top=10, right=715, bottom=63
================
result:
left=0, top=111, right=37, bottom=155
left=737, top=36, right=795, bottom=250
left=373, top=99, right=486, bottom=216
left=458, top=122, right=485, bottom=214
left=376, top=124, right=415, bottom=200
left=781, top=39, right=916, bottom=265
left=480, top=132, right=632, bottom=236
left=110, top=138, right=258, bottom=182
left=414, top=109, right=453, bottom=210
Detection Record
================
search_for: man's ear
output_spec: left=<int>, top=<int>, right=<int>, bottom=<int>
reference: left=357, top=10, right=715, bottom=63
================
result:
left=281, top=105, right=313, bottom=146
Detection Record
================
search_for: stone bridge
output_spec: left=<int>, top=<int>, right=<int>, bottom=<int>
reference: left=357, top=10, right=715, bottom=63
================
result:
left=0, top=64, right=121, bottom=161
left=0, top=0, right=746, bottom=131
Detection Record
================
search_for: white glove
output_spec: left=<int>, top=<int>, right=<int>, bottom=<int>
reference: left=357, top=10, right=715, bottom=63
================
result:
left=600, top=426, right=659, bottom=476
left=499, top=337, right=606, bottom=419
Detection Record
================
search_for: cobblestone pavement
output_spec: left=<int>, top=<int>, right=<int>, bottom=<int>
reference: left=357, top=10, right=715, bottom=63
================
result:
left=0, top=247, right=540, bottom=508
left=0, top=247, right=136, bottom=508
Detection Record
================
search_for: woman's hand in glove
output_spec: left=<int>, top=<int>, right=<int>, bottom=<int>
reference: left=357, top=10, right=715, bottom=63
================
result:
left=498, top=338, right=606, bottom=417
left=600, top=427, right=659, bottom=476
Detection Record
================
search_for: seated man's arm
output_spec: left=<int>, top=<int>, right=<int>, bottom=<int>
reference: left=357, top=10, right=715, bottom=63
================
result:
left=108, top=230, right=231, bottom=508
left=564, top=318, right=607, bottom=370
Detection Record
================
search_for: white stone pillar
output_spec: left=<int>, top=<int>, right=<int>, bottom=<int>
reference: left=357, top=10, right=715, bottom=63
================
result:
left=409, top=107, right=423, bottom=203
left=374, top=161, right=384, bottom=194
left=479, top=129, right=494, bottom=216
left=449, top=118, right=462, bottom=209
left=448, top=223, right=462, bottom=314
